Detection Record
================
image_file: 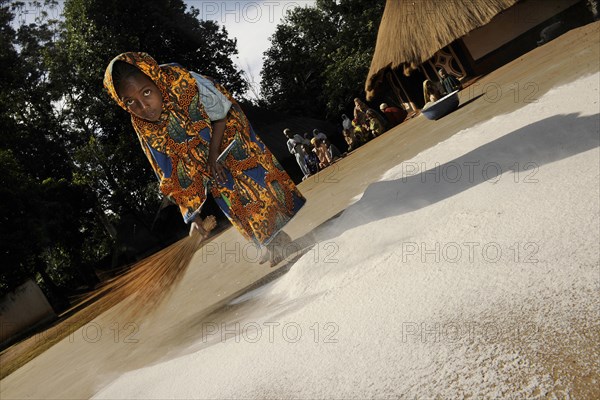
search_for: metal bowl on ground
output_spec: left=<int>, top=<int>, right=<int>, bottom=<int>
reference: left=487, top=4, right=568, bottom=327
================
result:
left=421, top=90, right=460, bottom=120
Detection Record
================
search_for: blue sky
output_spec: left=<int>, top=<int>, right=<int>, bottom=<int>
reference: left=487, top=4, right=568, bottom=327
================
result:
left=183, top=1, right=314, bottom=99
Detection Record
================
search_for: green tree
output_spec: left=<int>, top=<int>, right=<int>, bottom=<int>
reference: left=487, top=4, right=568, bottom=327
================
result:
left=320, top=0, right=386, bottom=117
left=261, top=0, right=385, bottom=120
left=0, top=149, right=38, bottom=294
left=0, top=0, right=97, bottom=303
left=261, top=5, right=336, bottom=118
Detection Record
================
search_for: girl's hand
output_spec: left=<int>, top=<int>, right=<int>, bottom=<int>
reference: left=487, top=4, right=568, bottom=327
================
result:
left=189, top=220, right=208, bottom=238
left=189, top=215, right=217, bottom=238
left=208, top=118, right=228, bottom=185
left=207, top=152, right=228, bottom=185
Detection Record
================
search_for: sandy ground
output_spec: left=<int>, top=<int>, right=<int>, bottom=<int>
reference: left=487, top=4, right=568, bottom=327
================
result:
left=93, top=71, right=600, bottom=399
left=0, top=21, right=598, bottom=399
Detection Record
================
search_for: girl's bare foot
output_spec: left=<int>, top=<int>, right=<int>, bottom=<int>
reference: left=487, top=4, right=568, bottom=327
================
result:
left=258, top=231, right=292, bottom=266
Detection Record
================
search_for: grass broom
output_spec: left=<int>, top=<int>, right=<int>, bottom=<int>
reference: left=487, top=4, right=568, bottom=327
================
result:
left=0, top=216, right=217, bottom=378
left=94, top=215, right=218, bottom=320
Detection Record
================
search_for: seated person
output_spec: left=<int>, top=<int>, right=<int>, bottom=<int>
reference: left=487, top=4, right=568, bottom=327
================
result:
left=324, top=137, right=342, bottom=161
left=312, top=129, right=328, bottom=141
left=366, top=110, right=384, bottom=138
left=353, top=98, right=368, bottom=127
left=379, top=103, right=407, bottom=126
left=343, top=129, right=359, bottom=152
left=341, top=114, right=353, bottom=132
left=438, top=68, right=462, bottom=95
left=423, top=79, right=443, bottom=106
left=352, top=118, right=369, bottom=143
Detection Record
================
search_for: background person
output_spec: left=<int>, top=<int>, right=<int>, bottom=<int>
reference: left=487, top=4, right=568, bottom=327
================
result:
left=285, top=128, right=311, bottom=180
left=379, top=103, right=407, bottom=127
left=423, top=79, right=442, bottom=105
left=438, top=68, right=462, bottom=94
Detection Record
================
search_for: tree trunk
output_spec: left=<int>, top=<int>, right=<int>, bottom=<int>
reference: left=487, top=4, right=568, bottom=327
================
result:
left=34, top=258, right=70, bottom=313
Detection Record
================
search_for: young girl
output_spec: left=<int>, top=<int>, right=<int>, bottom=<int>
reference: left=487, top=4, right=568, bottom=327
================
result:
left=302, top=143, right=319, bottom=175
left=343, top=128, right=359, bottom=152
left=423, top=79, right=442, bottom=105
left=311, top=138, right=332, bottom=169
left=103, top=52, right=305, bottom=264
left=366, top=110, right=384, bottom=138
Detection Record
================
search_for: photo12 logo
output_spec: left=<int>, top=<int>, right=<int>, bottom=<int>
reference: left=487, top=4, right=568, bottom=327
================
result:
left=31, top=322, right=140, bottom=344
left=196, top=1, right=306, bottom=24
left=200, top=241, right=340, bottom=264
left=400, top=160, right=540, bottom=184
left=201, top=321, right=340, bottom=344
left=400, top=321, right=539, bottom=344
left=467, top=81, right=540, bottom=104
left=396, top=241, right=540, bottom=264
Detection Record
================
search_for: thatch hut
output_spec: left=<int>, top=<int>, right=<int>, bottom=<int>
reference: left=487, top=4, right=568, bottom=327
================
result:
left=366, top=0, right=594, bottom=107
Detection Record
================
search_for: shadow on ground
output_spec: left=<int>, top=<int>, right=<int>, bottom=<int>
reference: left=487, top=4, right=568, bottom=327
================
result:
left=94, top=113, right=599, bottom=376
left=301, top=113, right=599, bottom=241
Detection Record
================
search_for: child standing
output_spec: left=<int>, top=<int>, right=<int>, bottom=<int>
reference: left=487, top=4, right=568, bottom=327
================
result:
left=302, top=143, right=319, bottom=175
left=104, top=52, right=305, bottom=264
left=311, top=138, right=332, bottom=169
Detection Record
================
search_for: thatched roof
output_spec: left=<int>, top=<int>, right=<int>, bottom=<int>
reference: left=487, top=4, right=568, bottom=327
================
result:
left=366, top=0, right=520, bottom=99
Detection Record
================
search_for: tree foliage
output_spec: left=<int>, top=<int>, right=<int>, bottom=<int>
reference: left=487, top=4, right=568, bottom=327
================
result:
left=0, top=0, right=94, bottom=299
left=261, top=0, right=386, bottom=120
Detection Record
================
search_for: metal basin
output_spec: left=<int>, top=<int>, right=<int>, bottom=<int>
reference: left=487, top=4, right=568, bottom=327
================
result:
left=421, top=90, right=460, bottom=120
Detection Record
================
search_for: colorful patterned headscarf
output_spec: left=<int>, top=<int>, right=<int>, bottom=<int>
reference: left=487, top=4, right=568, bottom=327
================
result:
left=103, top=52, right=212, bottom=150
left=104, top=52, right=214, bottom=215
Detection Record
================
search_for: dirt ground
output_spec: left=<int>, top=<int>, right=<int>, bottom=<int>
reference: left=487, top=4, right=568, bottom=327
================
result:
left=0, top=21, right=598, bottom=400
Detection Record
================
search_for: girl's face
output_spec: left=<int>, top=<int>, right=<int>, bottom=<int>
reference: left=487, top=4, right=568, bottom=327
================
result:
left=118, top=73, right=163, bottom=122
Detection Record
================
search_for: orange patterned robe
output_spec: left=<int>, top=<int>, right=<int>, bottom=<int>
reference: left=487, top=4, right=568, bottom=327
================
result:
left=104, top=52, right=305, bottom=245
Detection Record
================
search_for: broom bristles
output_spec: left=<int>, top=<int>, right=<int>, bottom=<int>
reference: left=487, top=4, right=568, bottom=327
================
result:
left=80, top=225, right=210, bottom=326
left=130, top=234, right=201, bottom=305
